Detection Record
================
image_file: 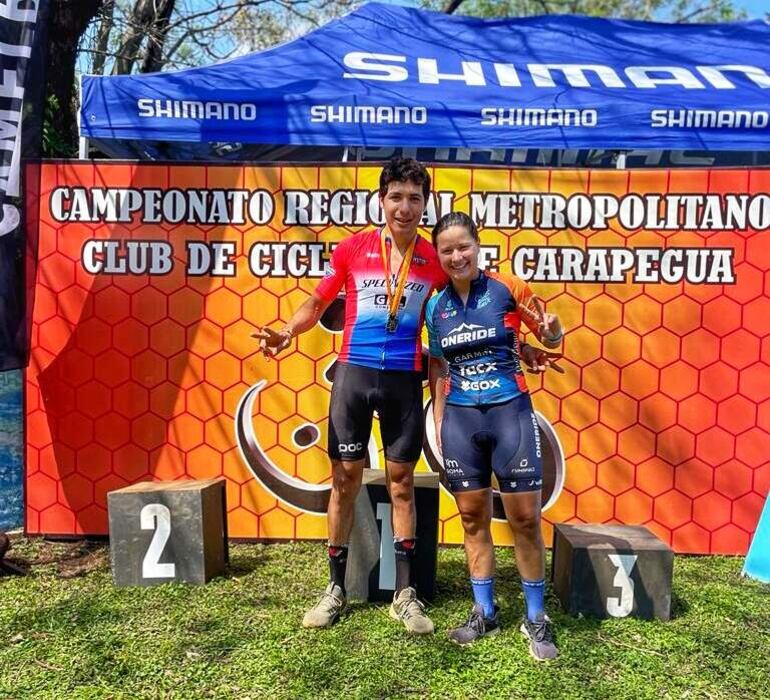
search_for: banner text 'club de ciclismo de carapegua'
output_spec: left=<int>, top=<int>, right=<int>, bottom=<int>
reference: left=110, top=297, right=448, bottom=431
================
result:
left=25, top=162, right=770, bottom=554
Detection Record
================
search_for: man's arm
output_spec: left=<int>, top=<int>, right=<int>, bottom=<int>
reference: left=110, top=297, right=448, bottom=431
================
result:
left=428, top=355, right=448, bottom=453
left=253, top=292, right=331, bottom=357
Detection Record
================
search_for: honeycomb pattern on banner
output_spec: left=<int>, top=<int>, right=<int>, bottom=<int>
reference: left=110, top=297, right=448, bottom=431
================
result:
left=25, top=163, right=770, bottom=553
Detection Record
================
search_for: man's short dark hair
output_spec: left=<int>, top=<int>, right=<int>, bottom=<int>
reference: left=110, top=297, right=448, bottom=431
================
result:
left=379, top=157, right=431, bottom=201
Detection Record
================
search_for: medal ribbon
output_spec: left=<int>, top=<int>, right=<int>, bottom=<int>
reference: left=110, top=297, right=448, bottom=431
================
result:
left=380, top=230, right=416, bottom=328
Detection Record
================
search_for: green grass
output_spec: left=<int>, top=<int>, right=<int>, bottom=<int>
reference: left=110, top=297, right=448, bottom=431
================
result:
left=1, top=539, right=768, bottom=699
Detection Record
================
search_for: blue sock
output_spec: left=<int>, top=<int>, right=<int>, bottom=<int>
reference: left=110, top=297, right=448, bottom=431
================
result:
left=521, top=578, right=546, bottom=621
left=470, top=577, right=496, bottom=618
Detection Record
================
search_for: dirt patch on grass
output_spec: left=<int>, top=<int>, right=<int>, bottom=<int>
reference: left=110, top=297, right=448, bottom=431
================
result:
left=3, top=535, right=109, bottom=578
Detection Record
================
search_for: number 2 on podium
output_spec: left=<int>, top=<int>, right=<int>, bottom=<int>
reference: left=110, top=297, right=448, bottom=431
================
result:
left=140, top=503, right=176, bottom=579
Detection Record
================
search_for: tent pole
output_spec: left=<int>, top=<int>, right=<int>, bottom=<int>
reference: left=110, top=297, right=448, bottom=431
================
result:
left=342, top=146, right=349, bottom=163
left=616, top=151, right=627, bottom=170
left=76, top=73, right=87, bottom=160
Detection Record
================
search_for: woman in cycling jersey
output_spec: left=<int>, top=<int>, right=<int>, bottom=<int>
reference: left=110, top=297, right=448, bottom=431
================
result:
left=426, top=211, right=563, bottom=659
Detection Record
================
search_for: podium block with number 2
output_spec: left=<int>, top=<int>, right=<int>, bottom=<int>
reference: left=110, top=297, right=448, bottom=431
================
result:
left=108, top=479, right=228, bottom=587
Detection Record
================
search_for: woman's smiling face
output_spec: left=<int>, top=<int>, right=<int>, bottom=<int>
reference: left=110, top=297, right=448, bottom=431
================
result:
left=435, top=224, right=480, bottom=285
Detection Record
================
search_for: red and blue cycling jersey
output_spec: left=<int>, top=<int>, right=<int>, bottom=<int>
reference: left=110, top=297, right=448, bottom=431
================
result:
left=426, top=271, right=540, bottom=406
left=315, top=229, right=447, bottom=371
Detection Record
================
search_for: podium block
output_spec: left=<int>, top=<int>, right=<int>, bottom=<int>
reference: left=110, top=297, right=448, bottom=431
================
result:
left=346, top=470, right=439, bottom=602
left=552, top=523, right=673, bottom=620
left=108, top=478, right=228, bottom=587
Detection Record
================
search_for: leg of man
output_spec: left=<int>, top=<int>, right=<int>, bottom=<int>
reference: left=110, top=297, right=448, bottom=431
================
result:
left=385, top=456, right=433, bottom=634
left=302, top=364, right=372, bottom=629
left=379, top=370, right=433, bottom=634
left=386, top=457, right=417, bottom=593
left=325, top=457, right=365, bottom=592
left=328, top=457, right=366, bottom=547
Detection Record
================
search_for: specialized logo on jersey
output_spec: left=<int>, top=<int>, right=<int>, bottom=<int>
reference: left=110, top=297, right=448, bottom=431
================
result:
left=361, top=277, right=426, bottom=293
left=441, top=322, right=497, bottom=348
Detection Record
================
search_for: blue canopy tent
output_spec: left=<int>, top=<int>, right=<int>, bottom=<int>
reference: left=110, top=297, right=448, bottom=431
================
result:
left=80, top=3, right=770, bottom=153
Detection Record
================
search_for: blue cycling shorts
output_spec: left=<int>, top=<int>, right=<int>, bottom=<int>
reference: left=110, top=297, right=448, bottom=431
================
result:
left=440, top=394, right=543, bottom=494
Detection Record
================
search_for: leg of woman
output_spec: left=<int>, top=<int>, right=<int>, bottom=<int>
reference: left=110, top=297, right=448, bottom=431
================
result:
left=500, top=490, right=545, bottom=616
left=492, top=394, right=557, bottom=659
left=447, top=487, right=501, bottom=644
left=456, top=487, right=495, bottom=605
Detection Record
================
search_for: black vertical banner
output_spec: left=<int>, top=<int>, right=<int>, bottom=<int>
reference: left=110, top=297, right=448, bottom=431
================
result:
left=0, top=0, right=51, bottom=370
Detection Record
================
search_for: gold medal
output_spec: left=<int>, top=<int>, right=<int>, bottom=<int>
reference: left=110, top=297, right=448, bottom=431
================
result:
left=380, top=230, right=416, bottom=334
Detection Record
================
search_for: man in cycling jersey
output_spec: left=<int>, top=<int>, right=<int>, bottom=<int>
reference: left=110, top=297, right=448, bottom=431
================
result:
left=255, top=158, right=446, bottom=634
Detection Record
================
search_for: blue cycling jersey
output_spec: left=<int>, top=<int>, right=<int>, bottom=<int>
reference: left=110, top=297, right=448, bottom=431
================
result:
left=426, top=271, right=539, bottom=406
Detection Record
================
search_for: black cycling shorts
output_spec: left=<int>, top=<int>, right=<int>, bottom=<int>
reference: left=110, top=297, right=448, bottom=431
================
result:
left=328, top=362, right=424, bottom=463
left=440, top=393, right=542, bottom=494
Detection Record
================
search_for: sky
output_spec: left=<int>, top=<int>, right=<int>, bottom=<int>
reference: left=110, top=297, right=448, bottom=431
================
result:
left=736, top=0, right=767, bottom=18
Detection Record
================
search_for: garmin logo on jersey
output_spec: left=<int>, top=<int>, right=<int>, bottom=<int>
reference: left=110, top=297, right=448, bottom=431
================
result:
left=342, top=54, right=770, bottom=91
left=455, top=349, right=493, bottom=362
left=137, top=99, right=257, bottom=121
left=441, top=323, right=497, bottom=348
left=310, top=105, right=427, bottom=125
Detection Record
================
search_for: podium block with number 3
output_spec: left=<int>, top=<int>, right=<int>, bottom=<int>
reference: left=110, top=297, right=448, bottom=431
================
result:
left=551, top=523, right=673, bottom=620
left=108, top=479, right=228, bottom=587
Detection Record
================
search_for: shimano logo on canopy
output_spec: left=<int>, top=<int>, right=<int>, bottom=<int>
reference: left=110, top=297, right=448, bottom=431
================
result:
left=343, top=53, right=770, bottom=91
left=137, top=98, right=257, bottom=120
left=310, top=105, right=427, bottom=124
left=441, top=323, right=496, bottom=348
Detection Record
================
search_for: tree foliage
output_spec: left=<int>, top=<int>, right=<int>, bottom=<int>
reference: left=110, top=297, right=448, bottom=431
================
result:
left=79, top=0, right=356, bottom=76
left=434, top=0, right=745, bottom=22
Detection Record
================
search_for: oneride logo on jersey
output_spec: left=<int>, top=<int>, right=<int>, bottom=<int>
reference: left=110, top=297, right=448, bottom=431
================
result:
left=441, top=322, right=497, bottom=348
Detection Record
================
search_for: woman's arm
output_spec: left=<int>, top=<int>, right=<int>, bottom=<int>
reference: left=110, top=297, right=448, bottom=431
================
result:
left=428, top=355, right=449, bottom=453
